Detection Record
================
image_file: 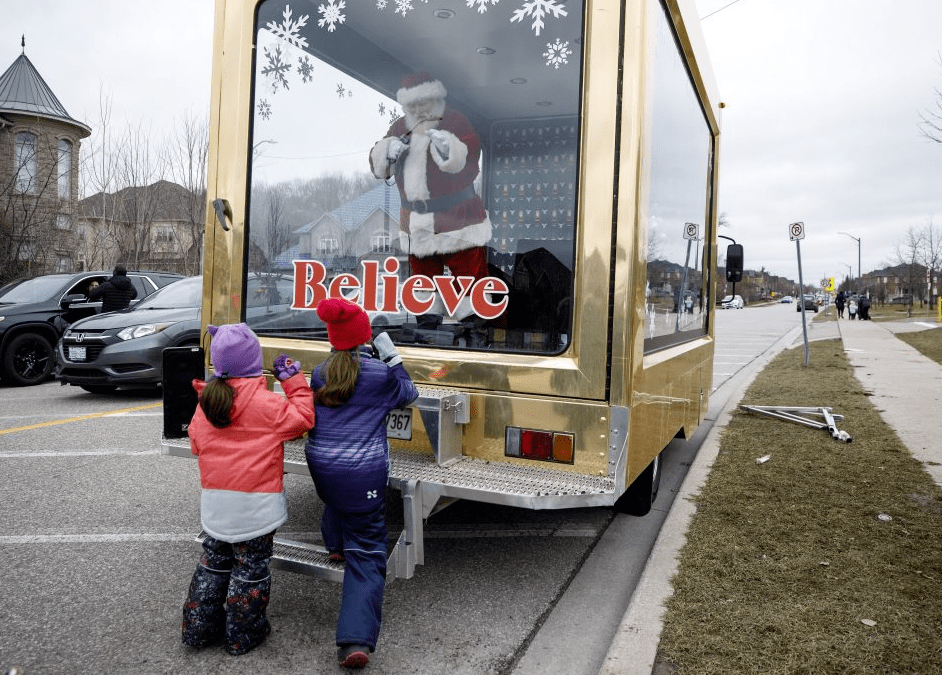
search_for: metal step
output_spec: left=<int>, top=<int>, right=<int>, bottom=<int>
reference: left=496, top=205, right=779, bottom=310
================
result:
left=194, top=531, right=347, bottom=582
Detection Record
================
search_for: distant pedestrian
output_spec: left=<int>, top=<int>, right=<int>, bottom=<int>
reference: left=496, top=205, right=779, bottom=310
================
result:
left=182, top=323, right=314, bottom=655
left=88, top=264, right=137, bottom=312
left=835, top=291, right=845, bottom=319
left=848, top=296, right=858, bottom=320
left=859, top=295, right=871, bottom=320
left=305, top=298, right=418, bottom=669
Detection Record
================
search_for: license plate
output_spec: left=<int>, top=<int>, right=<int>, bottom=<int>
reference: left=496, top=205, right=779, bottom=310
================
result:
left=68, top=346, right=87, bottom=361
left=386, top=408, right=412, bottom=440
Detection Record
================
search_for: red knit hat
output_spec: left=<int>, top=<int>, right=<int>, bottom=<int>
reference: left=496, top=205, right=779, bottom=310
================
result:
left=317, top=298, right=372, bottom=350
left=396, top=71, right=447, bottom=107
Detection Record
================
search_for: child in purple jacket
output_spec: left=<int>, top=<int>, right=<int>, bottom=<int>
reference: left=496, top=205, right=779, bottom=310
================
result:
left=305, top=298, right=417, bottom=669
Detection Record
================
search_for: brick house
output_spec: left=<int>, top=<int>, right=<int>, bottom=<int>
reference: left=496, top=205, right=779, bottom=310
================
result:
left=0, top=39, right=91, bottom=283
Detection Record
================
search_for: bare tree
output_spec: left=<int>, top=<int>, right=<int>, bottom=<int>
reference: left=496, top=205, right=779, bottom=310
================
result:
left=891, top=226, right=926, bottom=317
left=919, top=52, right=942, bottom=143
left=164, top=110, right=209, bottom=275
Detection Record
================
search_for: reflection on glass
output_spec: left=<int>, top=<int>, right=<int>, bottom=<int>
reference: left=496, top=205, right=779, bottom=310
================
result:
left=644, top=0, right=713, bottom=351
left=246, top=0, right=583, bottom=354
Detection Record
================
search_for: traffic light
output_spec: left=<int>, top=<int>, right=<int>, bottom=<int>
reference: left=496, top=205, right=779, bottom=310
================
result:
left=725, top=244, right=743, bottom=282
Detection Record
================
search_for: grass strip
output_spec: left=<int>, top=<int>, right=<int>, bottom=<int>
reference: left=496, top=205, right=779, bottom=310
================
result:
left=657, top=339, right=942, bottom=674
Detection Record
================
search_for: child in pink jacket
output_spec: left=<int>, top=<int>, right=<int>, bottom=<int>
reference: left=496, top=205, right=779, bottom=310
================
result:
left=182, top=323, right=314, bottom=655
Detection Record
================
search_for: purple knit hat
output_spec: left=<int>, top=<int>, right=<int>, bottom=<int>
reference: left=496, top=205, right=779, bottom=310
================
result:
left=207, top=323, right=263, bottom=378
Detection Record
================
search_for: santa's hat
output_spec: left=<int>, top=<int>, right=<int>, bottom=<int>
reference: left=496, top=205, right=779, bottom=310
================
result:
left=396, top=72, right=447, bottom=107
left=208, top=323, right=263, bottom=378
left=316, top=298, right=372, bottom=351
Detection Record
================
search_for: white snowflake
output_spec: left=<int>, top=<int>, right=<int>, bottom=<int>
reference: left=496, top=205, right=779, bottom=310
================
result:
left=395, top=0, right=414, bottom=16
left=298, top=56, right=314, bottom=83
left=466, top=0, right=499, bottom=13
left=543, top=38, right=571, bottom=68
left=318, top=0, right=346, bottom=31
left=375, top=0, right=388, bottom=8
left=265, top=5, right=309, bottom=49
left=510, top=0, right=567, bottom=36
left=262, top=44, right=292, bottom=91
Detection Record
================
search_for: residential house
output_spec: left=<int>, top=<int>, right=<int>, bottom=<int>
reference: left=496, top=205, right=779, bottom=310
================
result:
left=0, top=38, right=91, bottom=283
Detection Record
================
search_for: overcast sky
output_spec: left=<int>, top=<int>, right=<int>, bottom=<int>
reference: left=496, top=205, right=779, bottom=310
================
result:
left=5, top=0, right=941, bottom=287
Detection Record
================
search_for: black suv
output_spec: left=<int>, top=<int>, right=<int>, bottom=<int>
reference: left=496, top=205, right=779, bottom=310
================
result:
left=0, top=271, right=184, bottom=386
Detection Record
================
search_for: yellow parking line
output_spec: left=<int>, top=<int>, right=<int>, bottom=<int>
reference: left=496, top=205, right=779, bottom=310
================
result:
left=0, top=402, right=163, bottom=435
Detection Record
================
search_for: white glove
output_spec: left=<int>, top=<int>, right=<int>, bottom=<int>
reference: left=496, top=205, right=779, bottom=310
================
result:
left=373, top=331, right=402, bottom=367
left=427, top=129, right=450, bottom=158
left=387, top=138, right=407, bottom=161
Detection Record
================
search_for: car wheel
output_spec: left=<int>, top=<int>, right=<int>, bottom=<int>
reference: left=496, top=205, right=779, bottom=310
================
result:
left=2, top=333, right=54, bottom=386
left=79, top=384, right=119, bottom=394
left=614, top=451, right=662, bottom=516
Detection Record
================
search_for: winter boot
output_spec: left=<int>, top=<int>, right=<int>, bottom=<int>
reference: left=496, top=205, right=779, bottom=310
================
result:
left=182, top=563, right=231, bottom=648
left=224, top=574, right=272, bottom=656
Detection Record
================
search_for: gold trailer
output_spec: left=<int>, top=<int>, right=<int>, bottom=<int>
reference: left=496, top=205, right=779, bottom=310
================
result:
left=163, top=0, right=727, bottom=581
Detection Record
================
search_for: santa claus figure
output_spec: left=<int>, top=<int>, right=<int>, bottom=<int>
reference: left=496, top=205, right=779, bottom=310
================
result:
left=370, top=72, right=492, bottom=302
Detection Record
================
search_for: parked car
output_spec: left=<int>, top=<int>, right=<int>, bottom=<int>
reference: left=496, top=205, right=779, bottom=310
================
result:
left=0, top=270, right=184, bottom=386
left=720, top=294, right=744, bottom=309
left=796, top=294, right=818, bottom=312
left=779, top=295, right=793, bottom=303
left=56, top=274, right=296, bottom=393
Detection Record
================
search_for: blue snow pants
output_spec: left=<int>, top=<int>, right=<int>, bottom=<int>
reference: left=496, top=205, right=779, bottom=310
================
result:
left=321, top=502, right=387, bottom=650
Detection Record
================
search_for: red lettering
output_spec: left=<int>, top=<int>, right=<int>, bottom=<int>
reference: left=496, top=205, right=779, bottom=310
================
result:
left=433, top=276, right=475, bottom=317
left=329, top=274, right=361, bottom=301
left=401, top=275, right=435, bottom=314
left=291, top=260, right=327, bottom=309
left=381, top=257, right=400, bottom=312
left=360, top=260, right=379, bottom=311
left=470, top=277, right=510, bottom=319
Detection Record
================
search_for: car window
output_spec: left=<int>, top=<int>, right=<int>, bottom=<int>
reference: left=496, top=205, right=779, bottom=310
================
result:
left=0, top=275, right=71, bottom=303
left=66, top=276, right=108, bottom=298
left=134, top=277, right=202, bottom=309
left=127, top=276, right=151, bottom=299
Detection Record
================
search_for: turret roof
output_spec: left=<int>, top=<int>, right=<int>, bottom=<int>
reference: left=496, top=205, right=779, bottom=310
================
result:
left=0, top=39, right=91, bottom=136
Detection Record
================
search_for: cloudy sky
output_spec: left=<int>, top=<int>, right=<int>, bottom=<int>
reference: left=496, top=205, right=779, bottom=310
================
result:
left=4, top=0, right=941, bottom=287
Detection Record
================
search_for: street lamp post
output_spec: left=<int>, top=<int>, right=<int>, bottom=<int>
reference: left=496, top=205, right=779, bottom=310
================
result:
left=842, top=263, right=852, bottom=287
left=839, top=231, right=861, bottom=282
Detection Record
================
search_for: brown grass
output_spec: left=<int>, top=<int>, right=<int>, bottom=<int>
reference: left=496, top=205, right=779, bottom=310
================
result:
left=657, top=339, right=942, bottom=674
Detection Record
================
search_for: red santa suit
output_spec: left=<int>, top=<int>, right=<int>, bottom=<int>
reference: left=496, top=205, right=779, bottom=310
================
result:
left=369, top=73, right=491, bottom=284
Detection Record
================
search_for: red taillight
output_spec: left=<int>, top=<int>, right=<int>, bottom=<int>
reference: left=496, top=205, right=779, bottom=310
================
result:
left=506, top=427, right=574, bottom=464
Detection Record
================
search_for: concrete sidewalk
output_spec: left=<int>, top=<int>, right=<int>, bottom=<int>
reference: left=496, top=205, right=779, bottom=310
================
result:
left=598, top=316, right=942, bottom=675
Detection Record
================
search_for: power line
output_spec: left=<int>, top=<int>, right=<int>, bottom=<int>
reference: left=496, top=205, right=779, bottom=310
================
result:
left=701, top=0, right=746, bottom=20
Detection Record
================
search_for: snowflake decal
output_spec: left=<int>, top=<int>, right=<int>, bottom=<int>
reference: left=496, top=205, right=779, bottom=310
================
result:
left=298, top=56, right=314, bottom=83
left=375, top=0, right=388, bottom=8
left=510, top=0, right=567, bottom=36
left=318, top=0, right=346, bottom=31
left=543, top=38, right=571, bottom=68
left=262, top=44, right=292, bottom=91
left=395, top=0, right=414, bottom=16
left=467, top=0, right=499, bottom=13
left=258, top=100, right=272, bottom=120
left=266, top=5, right=309, bottom=49
left=336, top=83, right=347, bottom=98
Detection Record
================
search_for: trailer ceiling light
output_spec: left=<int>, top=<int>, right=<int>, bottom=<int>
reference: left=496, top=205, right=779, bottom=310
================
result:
left=505, top=427, right=574, bottom=464
left=476, top=47, right=496, bottom=55
left=434, top=9, right=455, bottom=18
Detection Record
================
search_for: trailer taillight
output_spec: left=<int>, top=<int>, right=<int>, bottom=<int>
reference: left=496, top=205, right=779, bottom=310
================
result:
left=505, top=427, right=574, bottom=464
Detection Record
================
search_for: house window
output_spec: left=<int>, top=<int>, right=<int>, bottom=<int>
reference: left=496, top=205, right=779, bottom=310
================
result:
left=318, top=237, right=338, bottom=255
left=371, top=234, right=391, bottom=253
left=58, top=139, right=72, bottom=199
left=56, top=214, right=72, bottom=230
left=15, top=132, right=36, bottom=193
left=56, top=255, right=71, bottom=272
left=155, top=225, right=175, bottom=243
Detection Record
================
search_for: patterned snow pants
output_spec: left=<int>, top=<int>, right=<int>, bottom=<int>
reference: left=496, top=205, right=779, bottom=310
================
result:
left=182, top=531, right=275, bottom=655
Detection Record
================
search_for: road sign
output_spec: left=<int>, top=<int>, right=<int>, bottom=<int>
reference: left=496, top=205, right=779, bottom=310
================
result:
left=683, top=222, right=699, bottom=240
left=789, top=222, right=805, bottom=241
